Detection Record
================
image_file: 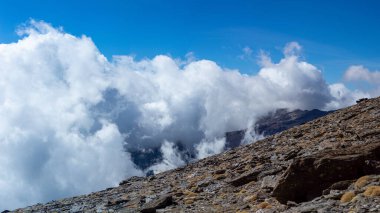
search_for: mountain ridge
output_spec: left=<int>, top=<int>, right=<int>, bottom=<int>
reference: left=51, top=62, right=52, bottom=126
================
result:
left=225, top=108, right=331, bottom=149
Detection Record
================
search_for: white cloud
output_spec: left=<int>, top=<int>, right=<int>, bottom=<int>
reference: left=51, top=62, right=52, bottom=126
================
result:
left=0, top=21, right=370, bottom=210
left=244, top=46, right=252, bottom=54
left=147, top=141, right=186, bottom=174
left=344, top=65, right=380, bottom=83
left=0, top=21, right=142, bottom=210
left=343, top=65, right=380, bottom=97
left=257, top=50, right=272, bottom=67
left=195, top=138, right=226, bottom=159
left=325, top=83, right=370, bottom=109
left=239, top=46, right=253, bottom=60
left=185, top=51, right=196, bottom=63
left=241, top=121, right=265, bottom=145
left=283, top=41, right=302, bottom=57
left=257, top=48, right=332, bottom=110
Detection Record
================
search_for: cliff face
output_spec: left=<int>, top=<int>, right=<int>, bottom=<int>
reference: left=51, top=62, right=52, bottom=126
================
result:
left=13, top=97, right=380, bottom=212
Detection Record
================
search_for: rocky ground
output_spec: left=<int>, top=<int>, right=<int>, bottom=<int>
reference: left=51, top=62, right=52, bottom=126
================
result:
left=11, top=97, right=380, bottom=212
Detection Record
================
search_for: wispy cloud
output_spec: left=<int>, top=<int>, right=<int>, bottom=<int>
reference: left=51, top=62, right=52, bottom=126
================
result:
left=238, top=46, right=253, bottom=61
left=283, top=41, right=302, bottom=57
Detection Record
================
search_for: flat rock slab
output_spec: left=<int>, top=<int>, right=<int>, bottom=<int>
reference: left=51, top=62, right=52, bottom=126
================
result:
left=228, top=170, right=260, bottom=187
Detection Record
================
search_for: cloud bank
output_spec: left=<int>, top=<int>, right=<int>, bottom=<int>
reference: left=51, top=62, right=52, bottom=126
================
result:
left=0, top=20, right=372, bottom=209
left=344, top=65, right=380, bottom=96
left=344, top=65, right=380, bottom=84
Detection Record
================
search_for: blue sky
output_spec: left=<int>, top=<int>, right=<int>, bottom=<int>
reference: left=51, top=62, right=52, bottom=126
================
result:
left=0, top=0, right=379, bottom=83
left=1, top=1, right=380, bottom=209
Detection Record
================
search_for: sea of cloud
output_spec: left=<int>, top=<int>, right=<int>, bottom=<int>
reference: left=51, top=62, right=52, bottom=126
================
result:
left=0, top=20, right=376, bottom=209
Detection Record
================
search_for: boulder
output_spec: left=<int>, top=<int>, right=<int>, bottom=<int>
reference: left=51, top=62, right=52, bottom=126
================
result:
left=272, top=142, right=380, bottom=203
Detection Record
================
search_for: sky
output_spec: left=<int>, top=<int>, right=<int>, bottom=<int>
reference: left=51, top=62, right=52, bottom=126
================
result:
left=0, top=0, right=379, bottom=83
left=0, top=0, right=379, bottom=210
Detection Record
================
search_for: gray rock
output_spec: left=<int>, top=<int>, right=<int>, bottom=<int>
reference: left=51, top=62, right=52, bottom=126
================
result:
left=140, top=195, right=173, bottom=213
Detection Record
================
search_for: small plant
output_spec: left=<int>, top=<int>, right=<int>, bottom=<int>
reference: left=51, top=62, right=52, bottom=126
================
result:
left=355, top=176, right=370, bottom=189
left=243, top=194, right=257, bottom=202
left=183, top=190, right=197, bottom=197
left=184, top=198, right=195, bottom=205
left=363, top=186, right=380, bottom=197
left=237, top=189, right=247, bottom=195
left=257, top=201, right=271, bottom=209
left=340, top=191, right=355, bottom=203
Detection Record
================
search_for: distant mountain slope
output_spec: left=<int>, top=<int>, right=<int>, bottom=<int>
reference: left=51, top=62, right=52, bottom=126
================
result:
left=256, top=108, right=332, bottom=136
left=225, top=108, right=331, bottom=149
left=13, top=97, right=380, bottom=212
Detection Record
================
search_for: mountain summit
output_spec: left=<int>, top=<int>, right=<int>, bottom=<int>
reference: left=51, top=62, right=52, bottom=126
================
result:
left=12, top=97, right=380, bottom=212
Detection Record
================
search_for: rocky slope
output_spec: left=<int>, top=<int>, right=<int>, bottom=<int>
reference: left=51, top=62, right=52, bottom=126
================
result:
left=12, top=97, right=380, bottom=212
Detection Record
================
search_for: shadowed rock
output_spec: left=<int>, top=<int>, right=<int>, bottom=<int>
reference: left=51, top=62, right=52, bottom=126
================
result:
left=228, top=170, right=261, bottom=187
left=273, top=142, right=380, bottom=203
left=140, top=195, right=173, bottom=213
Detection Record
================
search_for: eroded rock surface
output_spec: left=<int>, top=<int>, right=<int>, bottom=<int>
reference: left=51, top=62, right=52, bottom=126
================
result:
left=12, top=97, right=380, bottom=212
left=273, top=142, right=380, bottom=203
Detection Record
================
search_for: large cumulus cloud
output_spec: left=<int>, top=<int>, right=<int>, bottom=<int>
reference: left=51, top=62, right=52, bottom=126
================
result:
left=0, top=21, right=142, bottom=209
left=0, top=21, right=368, bottom=209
